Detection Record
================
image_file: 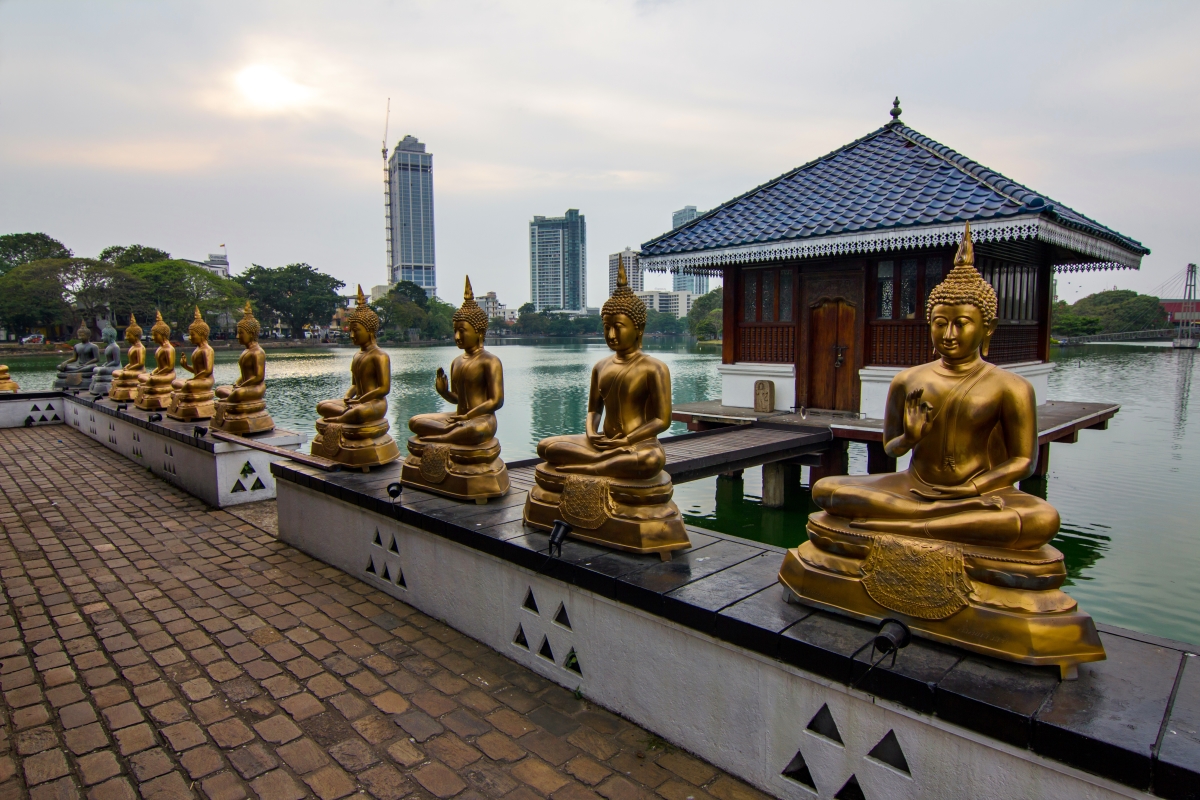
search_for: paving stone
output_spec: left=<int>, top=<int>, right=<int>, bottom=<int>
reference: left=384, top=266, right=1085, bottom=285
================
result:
left=161, top=721, right=206, bottom=752
left=352, top=713, right=398, bottom=745
left=489, top=708, right=537, bottom=738
left=566, top=756, right=612, bottom=786
left=228, top=743, right=278, bottom=780
left=512, top=757, right=572, bottom=795
left=85, top=776, right=136, bottom=800
left=253, top=715, right=303, bottom=744
left=249, top=769, right=306, bottom=800
left=276, top=738, right=330, bottom=774
left=16, top=726, right=59, bottom=755
left=522, top=730, right=580, bottom=766
left=209, top=719, right=254, bottom=749
left=24, top=750, right=71, bottom=785
left=393, top=709, right=444, bottom=742
left=200, top=771, right=247, bottom=800
left=139, top=771, right=191, bottom=799
left=385, top=739, right=425, bottom=768
left=129, top=748, right=174, bottom=782
left=279, top=692, right=324, bottom=721
left=329, top=692, right=371, bottom=720
left=29, top=776, right=80, bottom=800
left=100, top=703, right=142, bottom=731
left=358, top=763, right=412, bottom=800
left=412, top=761, right=468, bottom=799
left=76, top=751, right=121, bottom=786
left=304, top=765, right=357, bottom=800
left=64, top=723, right=110, bottom=756
left=372, top=691, right=410, bottom=715
left=180, top=746, right=224, bottom=780
left=426, top=733, right=482, bottom=770
left=328, top=737, right=379, bottom=772
left=114, top=723, right=157, bottom=756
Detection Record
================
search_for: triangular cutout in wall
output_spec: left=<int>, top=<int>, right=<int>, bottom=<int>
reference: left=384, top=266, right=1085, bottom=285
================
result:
left=538, top=636, right=554, bottom=662
left=781, top=748, right=815, bottom=789
left=513, top=625, right=529, bottom=649
left=834, top=775, right=865, bottom=800
left=523, top=588, right=539, bottom=614
left=807, top=704, right=843, bottom=745
left=866, top=730, right=909, bottom=774
left=553, top=603, right=572, bottom=629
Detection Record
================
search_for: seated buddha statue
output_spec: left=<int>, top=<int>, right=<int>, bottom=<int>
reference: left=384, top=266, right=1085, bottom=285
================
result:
left=778, top=224, right=1104, bottom=678
left=54, top=322, right=101, bottom=389
left=312, top=286, right=400, bottom=469
left=168, top=307, right=216, bottom=421
left=109, top=314, right=146, bottom=401
left=88, top=323, right=123, bottom=396
left=524, top=263, right=690, bottom=558
left=0, top=364, right=17, bottom=393
left=134, top=311, right=176, bottom=411
left=212, top=302, right=274, bottom=434
left=403, top=277, right=509, bottom=502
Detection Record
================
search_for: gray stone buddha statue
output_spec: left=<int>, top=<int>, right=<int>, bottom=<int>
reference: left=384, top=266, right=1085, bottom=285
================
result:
left=89, top=323, right=123, bottom=396
left=54, top=321, right=101, bottom=389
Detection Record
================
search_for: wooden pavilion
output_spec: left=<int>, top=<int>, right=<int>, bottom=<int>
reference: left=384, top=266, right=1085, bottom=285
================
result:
left=639, top=105, right=1149, bottom=417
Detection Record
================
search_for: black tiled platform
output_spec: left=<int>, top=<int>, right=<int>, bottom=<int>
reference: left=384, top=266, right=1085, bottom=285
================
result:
left=272, top=460, right=1200, bottom=797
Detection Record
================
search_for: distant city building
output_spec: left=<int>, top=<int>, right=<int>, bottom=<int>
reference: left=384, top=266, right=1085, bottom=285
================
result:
left=672, top=205, right=700, bottom=229
left=670, top=207, right=707, bottom=295
left=369, top=285, right=390, bottom=303
left=529, top=209, right=586, bottom=312
left=608, top=248, right=643, bottom=297
left=635, top=291, right=695, bottom=319
left=479, top=291, right=505, bottom=320
left=388, top=135, right=436, bottom=298
left=182, top=253, right=230, bottom=278
left=503, top=308, right=520, bottom=323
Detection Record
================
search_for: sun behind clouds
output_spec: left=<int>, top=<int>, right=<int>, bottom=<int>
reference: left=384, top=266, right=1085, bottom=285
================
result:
left=233, top=64, right=315, bottom=113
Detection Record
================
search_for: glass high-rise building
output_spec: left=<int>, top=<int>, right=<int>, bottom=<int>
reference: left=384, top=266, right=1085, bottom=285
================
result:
left=388, top=135, right=436, bottom=297
left=529, top=210, right=586, bottom=312
left=671, top=206, right=708, bottom=295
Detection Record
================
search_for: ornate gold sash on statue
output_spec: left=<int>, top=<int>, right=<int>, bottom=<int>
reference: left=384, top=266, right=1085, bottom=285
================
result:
left=560, top=475, right=611, bottom=530
left=861, top=535, right=974, bottom=620
left=418, top=444, right=451, bottom=483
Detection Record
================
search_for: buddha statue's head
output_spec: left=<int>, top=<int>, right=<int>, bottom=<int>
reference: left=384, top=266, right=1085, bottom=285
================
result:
left=151, top=310, right=171, bottom=345
left=926, top=223, right=999, bottom=361
left=601, top=261, right=648, bottom=354
left=125, top=314, right=143, bottom=345
left=188, top=307, right=210, bottom=345
left=346, top=285, right=381, bottom=347
left=76, top=321, right=92, bottom=343
left=101, top=323, right=118, bottom=345
left=452, top=276, right=488, bottom=350
left=236, top=301, right=261, bottom=347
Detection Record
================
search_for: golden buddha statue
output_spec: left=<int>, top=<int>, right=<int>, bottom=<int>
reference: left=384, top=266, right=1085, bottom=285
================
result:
left=312, top=286, right=400, bottom=469
left=168, top=307, right=216, bottom=420
left=779, top=224, right=1104, bottom=678
left=134, top=311, right=176, bottom=411
left=213, top=301, right=274, bottom=434
left=54, top=321, right=101, bottom=389
left=403, top=277, right=509, bottom=502
left=109, top=314, right=146, bottom=401
left=524, top=263, right=690, bottom=558
left=0, top=364, right=17, bottom=393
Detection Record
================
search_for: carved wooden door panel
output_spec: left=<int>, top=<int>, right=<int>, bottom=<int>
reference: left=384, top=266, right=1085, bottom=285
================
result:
left=808, top=298, right=857, bottom=411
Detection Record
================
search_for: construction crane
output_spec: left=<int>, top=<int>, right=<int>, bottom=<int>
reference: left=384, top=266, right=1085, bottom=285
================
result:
left=382, top=99, right=393, bottom=283
left=1174, top=262, right=1198, bottom=349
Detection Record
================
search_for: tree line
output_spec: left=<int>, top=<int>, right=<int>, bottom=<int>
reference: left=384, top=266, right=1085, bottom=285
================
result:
left=0, top=233, right=346, bottom=341
left=1051, top=290, right=1167, bottom=337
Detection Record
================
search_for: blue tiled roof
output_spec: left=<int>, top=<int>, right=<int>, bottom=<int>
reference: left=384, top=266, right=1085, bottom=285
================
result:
left=641, top=123, right=1148, bottom=259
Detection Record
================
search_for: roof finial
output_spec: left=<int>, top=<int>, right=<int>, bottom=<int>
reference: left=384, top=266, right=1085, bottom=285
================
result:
left=890, top=96, right=902, bottom=123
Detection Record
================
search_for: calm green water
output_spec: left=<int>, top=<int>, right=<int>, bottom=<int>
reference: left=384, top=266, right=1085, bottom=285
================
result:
left=8, top=341, right=1199, bottom=645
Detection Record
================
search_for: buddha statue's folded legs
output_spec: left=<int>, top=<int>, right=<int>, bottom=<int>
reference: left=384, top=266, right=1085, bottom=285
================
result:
left=537, top=435, right=666, bottom=480
left=409, top=412, right=496, bottom=445
left=813, top=472, right=1059, bottom=550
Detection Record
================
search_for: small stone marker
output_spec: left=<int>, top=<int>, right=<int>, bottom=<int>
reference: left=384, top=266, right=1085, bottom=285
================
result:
left=754, top=380, right=775, bottom=412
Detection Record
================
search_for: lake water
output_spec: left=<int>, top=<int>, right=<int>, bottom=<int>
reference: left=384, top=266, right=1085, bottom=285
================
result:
left=7, top=340, right=1199, bottom=645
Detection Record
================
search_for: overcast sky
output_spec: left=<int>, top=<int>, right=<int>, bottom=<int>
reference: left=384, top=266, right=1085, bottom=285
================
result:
left=2, top=1, right=1198, bottom=305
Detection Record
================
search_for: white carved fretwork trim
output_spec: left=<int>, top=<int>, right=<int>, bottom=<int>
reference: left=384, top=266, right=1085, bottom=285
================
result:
left=641, top=214, right=1143, bottom=274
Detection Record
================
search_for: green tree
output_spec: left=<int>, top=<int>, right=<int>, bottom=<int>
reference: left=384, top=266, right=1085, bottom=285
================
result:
left=58, top=259, right=135, bottom=335
left=422, top=297, right=455, bottom=339
left=1070, top=290, right=1167, bottom=333
left=390, top=280, right=429, bottom=309
left=645, top=308, right=686, bottom=334
left=687, top=287, right=723, bottom=338
left=238, top=263, right=344, bottom=339
left=0, top=233, right=72, bottom=275
left=123, top=260, right=245, bottom=334
left=0, top=260, right=71, bottom=334
left=99, top=245, right=172, bottom=269
left=1051, top=300, right=1102, bottom=337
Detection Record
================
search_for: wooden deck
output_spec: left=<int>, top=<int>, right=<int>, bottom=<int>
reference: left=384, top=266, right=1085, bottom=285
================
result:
left=507, top=425, right=832, bottom=485
left=672, top=399, right=1120, bottom=446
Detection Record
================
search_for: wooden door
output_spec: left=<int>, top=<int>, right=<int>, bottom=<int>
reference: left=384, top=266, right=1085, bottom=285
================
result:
left=808, top=297, right=857, bottom=411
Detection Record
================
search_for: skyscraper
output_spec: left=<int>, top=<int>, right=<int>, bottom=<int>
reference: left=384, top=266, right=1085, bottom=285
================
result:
left=529, top=210, right=586, bottom=312
left=608, top=248, right=643, bottom=297
left=388, top=135, right=436, bottom=297
left=671, top=206, right=707, bottom=295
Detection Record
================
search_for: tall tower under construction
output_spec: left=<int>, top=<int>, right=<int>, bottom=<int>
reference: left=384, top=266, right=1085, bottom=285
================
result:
left=387, top=135, right=437, bottom=298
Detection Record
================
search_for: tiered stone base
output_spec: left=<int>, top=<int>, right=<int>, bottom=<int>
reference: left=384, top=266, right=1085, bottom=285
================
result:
left=109, top=372, right=143, bottom=401
left=134, top=381, right=173, bottom=411
left=54, top=369, right=95, bottom=390
left=779, top=511, right=1106, bottom=678
left=312, top=417, right=400, bottom=469
left=401, top=436, right=509, bottom=502
left=212, top=399, right=274, bottom=435
left=167, top=386, right=215, bottom=421
left=89, top=368, right=118, bottom=397
left=523, top=464, right=690, bottom=558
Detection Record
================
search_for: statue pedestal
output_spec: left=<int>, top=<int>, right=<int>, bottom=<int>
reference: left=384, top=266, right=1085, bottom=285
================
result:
left=312, top=417, right=400, bottom=469
left=402, top=436, right=509, bottom=502
left=212, top=397, right=274, bottom=435
left=523, top=463, right=690, bottom=558
left=167, top=381, right=215, bottom=421
left=54, top=367, right=95, bottom=390
left=778, top=512, right=1106, bottom=679
left=89, top=366, right=119, bottom=397
left=109, top=370, right=143, bottom=401
left=135, top=375, right=174, bottom=411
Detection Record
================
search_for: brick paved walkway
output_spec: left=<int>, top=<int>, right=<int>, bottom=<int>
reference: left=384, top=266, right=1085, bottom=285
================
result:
left=0, top=426, right=770, bottom=800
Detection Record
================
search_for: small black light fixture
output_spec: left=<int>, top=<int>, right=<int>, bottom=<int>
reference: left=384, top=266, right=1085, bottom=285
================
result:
left=117, top=403, right=128, bottom=411
left=148, top=413, right=162, bottom=422
left=386, top=482, right=403, bottom=511
left=193, top=426, right=208, bottom=438
left=548, top=520, right=571, bottom=558
left=849, top=617, right=911, bottom=688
